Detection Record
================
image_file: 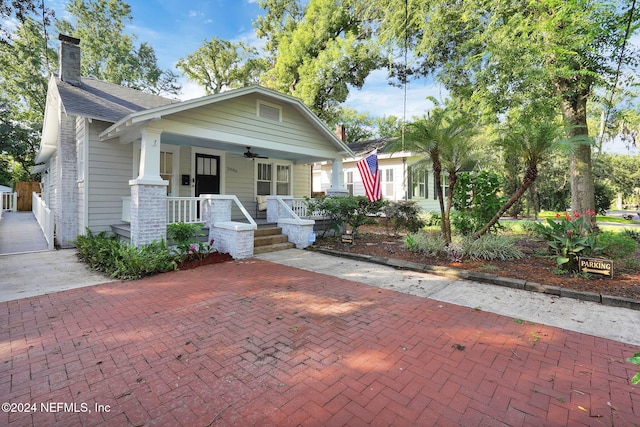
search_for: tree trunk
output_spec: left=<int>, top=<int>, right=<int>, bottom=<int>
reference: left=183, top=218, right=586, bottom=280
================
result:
left=473, top=165, right=538, bottom=239
left=444, top=171, right=457, bottom=242
left=432, top=152, right=450, bottom=243
left=556, top=78, right=595, bottom=220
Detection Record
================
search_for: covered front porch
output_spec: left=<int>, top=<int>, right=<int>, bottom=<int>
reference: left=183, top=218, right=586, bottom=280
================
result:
left=97, top=86, right=352, bottom=257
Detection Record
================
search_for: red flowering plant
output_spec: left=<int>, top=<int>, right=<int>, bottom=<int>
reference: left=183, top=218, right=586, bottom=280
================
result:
left=534, top=210, right=602, bottom=271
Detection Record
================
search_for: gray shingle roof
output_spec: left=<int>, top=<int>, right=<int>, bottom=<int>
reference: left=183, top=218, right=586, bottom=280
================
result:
left=55, top=76, right=177, bottom=123
left=347, top=137, right=396, bottom=157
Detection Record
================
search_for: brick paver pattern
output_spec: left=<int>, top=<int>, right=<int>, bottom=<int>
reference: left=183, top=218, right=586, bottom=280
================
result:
left=1, top=259, right=638, bottom=426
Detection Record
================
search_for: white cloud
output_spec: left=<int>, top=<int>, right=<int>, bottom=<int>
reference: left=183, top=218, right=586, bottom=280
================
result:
left=230, top=29, right=265, bottom=50
left=345, top=69, right=448, bottom=119
left=178, top=78, right=207, bottom=101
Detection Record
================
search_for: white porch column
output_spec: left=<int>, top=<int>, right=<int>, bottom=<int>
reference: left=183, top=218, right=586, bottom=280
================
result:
left=137, top=127, right=164, bottom=183
left=129, top=127, right=168, bottom=246
left=326, top=158, right=348, bottom=196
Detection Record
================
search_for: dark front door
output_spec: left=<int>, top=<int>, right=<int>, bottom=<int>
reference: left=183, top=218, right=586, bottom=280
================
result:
left=195, top=154, right=220, bottom=196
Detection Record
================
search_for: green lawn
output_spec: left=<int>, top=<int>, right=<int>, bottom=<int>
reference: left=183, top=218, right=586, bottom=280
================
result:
left=538, top=211, right=638, bottom=224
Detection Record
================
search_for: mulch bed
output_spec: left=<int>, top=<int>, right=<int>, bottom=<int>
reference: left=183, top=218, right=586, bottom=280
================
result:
left=176, top=251, right=233, bottom=270
left=312, top=227, right=640, bottom=301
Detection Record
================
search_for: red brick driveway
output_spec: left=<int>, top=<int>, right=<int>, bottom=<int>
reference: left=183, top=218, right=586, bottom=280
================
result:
left=1, top=259, right=638, bottom=426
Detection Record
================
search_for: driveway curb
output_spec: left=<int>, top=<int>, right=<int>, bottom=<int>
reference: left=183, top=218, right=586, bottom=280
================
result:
left=312, top=248, right=640, bottom=311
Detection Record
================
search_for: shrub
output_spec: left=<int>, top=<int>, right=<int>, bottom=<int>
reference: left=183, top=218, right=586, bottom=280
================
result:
left=452, top=171, right=506, bottom=235
left=594, top=181, right=614, bottom=215
left=307, top=195, right=386, bottom=236
left=629, top=353, right=640, bottom=384
left=167, top=222, right=214, bottom=261
left=109, top=240, right=175, bottom=280
left=384, top=200, right=425, bottom=235
left=450, top=211, right=476, bottom=236
left=598, top=232, right=637, bottom=259
left=622, top=228, right=640, bottom=242
left=75, top=229, right=175, bottom=280
left=461, top=235, right=524, bottom=261
left=423, top=211, right=441, bottom=227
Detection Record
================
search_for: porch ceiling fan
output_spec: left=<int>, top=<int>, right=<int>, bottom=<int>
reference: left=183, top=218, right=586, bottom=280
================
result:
left=244, top=146, right=268, bottom=159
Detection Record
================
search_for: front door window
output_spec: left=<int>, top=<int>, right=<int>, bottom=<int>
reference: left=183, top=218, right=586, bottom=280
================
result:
left=195, top=154, right=220, bottom=196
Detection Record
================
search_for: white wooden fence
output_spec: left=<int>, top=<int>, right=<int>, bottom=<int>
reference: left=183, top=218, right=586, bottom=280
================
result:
left=2, top=192, right=16, bottom=212
left=32, top=192, right=54, bottom=250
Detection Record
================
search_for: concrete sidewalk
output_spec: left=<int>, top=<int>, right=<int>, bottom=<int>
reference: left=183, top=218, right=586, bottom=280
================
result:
left=0, top=250, right=114, bottom=302
left=0, top=212, right=49, bottom=255
left=258, top=249, right=640, bottom=346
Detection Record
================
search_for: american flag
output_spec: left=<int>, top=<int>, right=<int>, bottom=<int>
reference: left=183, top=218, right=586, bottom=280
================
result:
left=357, top=151, right=382, bottom=202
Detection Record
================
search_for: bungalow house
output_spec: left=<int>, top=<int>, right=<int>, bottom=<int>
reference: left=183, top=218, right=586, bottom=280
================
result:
left=313, top=137, right=445, bottom=212
left=33, top=35, right=353, bottom=258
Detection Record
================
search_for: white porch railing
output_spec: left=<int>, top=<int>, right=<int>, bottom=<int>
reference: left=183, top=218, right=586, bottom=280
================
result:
left=121, top=196, right=330, bottom=224
left=32, top=191, right=54, bottom=250
left=167, top=197, right=206, bottom=224
left=290, top=198, right=308, bottom=217
left=267, top=196, right=316, bottom=249
left=272, top=196, right=305, bottom=221
left=121, top=196, right=253, bottom=225
left=291, top=197, right=326, bottom=218
left=2, top=192, right=16, bottom=212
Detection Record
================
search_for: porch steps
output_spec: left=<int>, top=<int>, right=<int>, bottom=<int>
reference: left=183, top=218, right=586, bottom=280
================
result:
left=253, top=226, right=294, bottom=254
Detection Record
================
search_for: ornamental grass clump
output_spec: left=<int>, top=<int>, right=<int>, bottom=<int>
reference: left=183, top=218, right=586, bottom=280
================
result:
left=534, top=210, right=602, bottom=272
left=405, top=232, right=447, bottom=256
left=461, top=235, right=524, bottom=261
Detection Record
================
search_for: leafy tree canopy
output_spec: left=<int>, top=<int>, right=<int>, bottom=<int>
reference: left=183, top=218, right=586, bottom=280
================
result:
left=0, top=18, right=54, bottom=184
left=0, top=0, right=54, bottom=44
left=256, top=0, right=382, bottom=123
left=56, top=0, right=181, bottom=96
left=177, top=37, right=269, bottom=95
left=367, top=0, right=640, bottom=215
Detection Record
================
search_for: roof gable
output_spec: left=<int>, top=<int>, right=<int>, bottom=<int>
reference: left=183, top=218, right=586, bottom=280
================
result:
left=101, top=85, right=353, bottom=157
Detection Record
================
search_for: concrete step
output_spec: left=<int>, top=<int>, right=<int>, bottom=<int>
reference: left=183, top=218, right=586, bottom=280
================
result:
left=253, top=226, right=294, bottom=254
left=254, top=233, right=289, bottom=247
left=254, top=227, right=282, bottom=237
left=253, top=242, right=295, bottom=254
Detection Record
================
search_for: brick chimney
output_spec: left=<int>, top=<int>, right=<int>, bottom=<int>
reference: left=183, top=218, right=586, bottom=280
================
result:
left=335, top=124, right=346, bottom=142
left=58, top=34, right=81, bottom=86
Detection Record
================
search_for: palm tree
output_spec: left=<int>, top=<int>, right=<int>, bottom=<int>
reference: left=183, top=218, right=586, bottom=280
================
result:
left=472, top=117, right=575, bottom=239
left=394, top=106, right=477, bottom=243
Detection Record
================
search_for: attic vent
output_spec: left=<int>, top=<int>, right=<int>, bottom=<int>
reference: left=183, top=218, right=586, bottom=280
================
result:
left=257, top=101, right=281, bottom=122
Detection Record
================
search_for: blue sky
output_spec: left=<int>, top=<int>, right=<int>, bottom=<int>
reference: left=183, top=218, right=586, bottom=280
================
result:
left=52, top=0, right=442, bottom=120
left=40, top=0, right=640, bottom=153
